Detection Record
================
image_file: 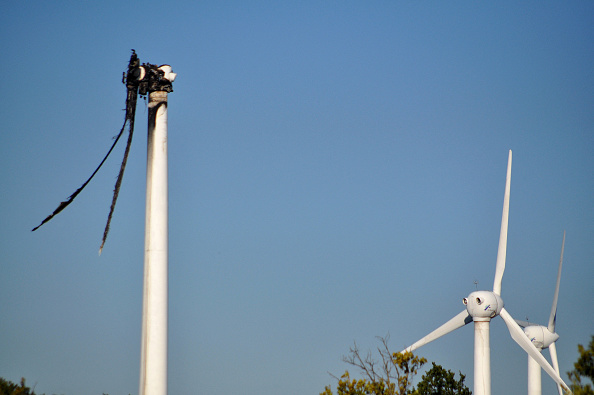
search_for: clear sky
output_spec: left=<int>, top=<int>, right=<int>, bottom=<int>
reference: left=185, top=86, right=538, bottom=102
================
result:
left=1, top=2, right=592, bottom=395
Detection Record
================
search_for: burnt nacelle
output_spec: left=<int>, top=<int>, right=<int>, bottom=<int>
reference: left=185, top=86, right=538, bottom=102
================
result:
left=463, top=291, right=503, bottom=321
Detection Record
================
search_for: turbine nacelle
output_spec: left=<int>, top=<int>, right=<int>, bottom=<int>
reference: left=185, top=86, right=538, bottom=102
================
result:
left=523, top=325, right=559, bottom=350
left=463, top=291, right=503, bottom=320
left=132, top=65, right=177, bottom=83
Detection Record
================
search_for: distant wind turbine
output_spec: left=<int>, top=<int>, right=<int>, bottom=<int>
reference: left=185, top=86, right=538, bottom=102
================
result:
left=516, top=231, right=566, bottom=395
left=400, top=151, right=571, bottom=395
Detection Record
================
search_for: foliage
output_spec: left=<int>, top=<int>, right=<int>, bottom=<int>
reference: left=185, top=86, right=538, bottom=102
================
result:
left=567, top=336, right=594, bottom=395
left=0, top=377, right=128, bottom=395
left=321, top=335, right=428, bottom=395
left=0, top=377, right=38, bottom=395
left=410, top=362, right=471, bottom=395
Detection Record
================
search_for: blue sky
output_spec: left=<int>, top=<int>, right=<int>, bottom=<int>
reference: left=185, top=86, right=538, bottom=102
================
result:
left=1, top=1, right=592, bottom=394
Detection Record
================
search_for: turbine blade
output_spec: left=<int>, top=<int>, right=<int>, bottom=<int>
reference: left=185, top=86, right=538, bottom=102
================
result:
left=99, top=86, right=138, bottom=255
left=499, top=308, right=571, bottom=394
left=514, top=319, right=535, bottom=328
left=493, top=150, right=512, bottom=295
left=548, top=231, right=565, bottom=332
left=31, top=117, right=129, bottom=232
left=400, top=310, right=472, bottom=353
left=32, top=50, right=142, bottom=254
left=549, top=342, right=564, bottom=395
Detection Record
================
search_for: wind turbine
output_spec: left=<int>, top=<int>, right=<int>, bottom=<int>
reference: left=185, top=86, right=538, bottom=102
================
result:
left=32, top=51, right=176, bottom=395
left=400, top=150, right=571, bottom=395
left=517, top=231, right=566, bottom=395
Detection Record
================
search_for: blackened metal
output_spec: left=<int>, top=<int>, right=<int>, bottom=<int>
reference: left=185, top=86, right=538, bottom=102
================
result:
left=99, top=52, right=142, bottom=253
left=33, top=51, right=142, bottom=254
left=139, top=63, right=174, bottom=96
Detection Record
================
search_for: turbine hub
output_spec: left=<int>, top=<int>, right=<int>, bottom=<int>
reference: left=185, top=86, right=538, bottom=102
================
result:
left=462, top=291, right=503, bottom=319
left=523, top=325, right=559, bottom=349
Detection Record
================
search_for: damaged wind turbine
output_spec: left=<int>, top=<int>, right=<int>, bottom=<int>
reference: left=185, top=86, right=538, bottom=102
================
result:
left=31, top=50, right=176, bottom=395
left=399, top=151, right=571, bottom=395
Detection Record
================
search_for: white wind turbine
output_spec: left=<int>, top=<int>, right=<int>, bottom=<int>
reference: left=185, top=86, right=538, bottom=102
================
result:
left=517, top=231, right=566, bottom=395
left=400, top=150, right=571, bottom=395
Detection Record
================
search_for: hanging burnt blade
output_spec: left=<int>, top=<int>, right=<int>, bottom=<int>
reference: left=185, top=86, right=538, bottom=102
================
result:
left=32, top=51, right=175, bottom=253
left=32, top=50, right=143, bottom=254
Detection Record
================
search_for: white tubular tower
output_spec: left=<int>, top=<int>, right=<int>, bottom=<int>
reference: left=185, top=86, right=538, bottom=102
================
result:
left=528, top=354, right=543, bottom=395
left=474, top=319, right=491, bottom=395
left=139, top=64, right=176, bottom=395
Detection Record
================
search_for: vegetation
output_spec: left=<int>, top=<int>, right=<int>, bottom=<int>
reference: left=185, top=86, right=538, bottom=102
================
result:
left=4, top=335, right=592, bottom=395
left=0, top=377, right=127, bottom=395
left=411, top=362, right=471, bottom=395
left=320, top=335, right=471, bottom=395
left=567, top=335, right=594, bottom=395
left=0, top=377, right=38, bottom=395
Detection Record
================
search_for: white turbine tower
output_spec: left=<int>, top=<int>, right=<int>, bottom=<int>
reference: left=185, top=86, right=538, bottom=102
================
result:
left=400, top=151, right=571, bottom=395
left=517, top=231, right=566, bottom=395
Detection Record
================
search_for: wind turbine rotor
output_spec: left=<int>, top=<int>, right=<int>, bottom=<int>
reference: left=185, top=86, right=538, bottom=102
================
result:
left=523, top=231, right=567, bottom=395
left=523, top=325, right=559, bottom=350
left=463, top=291, right=503, bottom=320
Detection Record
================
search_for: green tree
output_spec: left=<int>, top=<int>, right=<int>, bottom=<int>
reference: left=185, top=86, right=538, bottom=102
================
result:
left=0, top=377, right=37, bottom=395
left=321, top=335, right=428, bottom=395
left=567, top=335, right=594, bottom=395
left=410, top=362, right=471, bottom=395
